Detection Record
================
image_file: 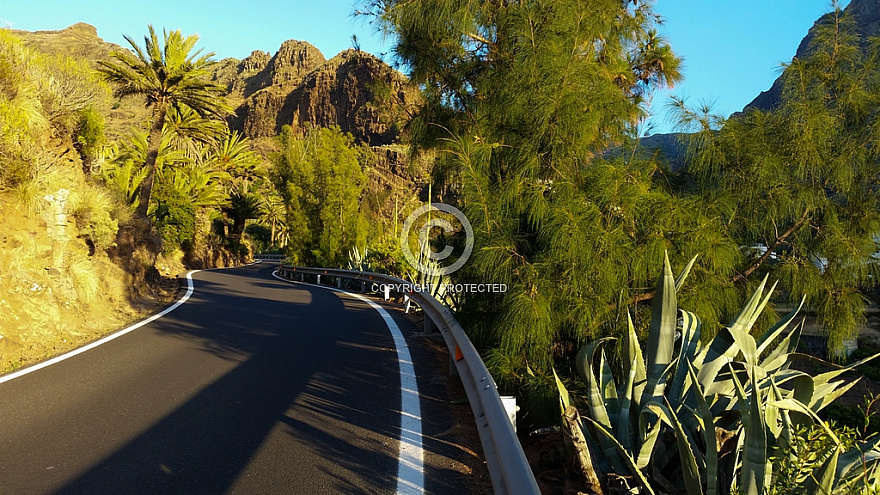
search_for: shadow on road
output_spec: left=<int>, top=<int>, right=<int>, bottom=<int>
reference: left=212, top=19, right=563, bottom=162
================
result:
left=53, top=264, right=402, bottom=494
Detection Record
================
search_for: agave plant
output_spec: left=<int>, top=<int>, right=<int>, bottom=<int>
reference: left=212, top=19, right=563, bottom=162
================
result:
left=404, top=242, right=459, bottom=310
left=347, top=246, right=370, bottom=272
left=556, top=253, right=880, bottom=495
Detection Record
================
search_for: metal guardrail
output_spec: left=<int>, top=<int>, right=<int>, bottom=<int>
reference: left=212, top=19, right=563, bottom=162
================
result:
left=254, top=253, right=285, bottom=261
left=275, top=265, right=540, bottom=495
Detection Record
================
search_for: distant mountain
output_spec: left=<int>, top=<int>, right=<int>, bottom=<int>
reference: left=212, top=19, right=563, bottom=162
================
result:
left=637, top=133, right=688, bottom=171
left=9, top=24, right=427, bottom=224
left=214, top=42, right=419, bottom=147
left=636, top=0, right=880, bottom=171
left=12, top=23, right=418, bottom=149
left=744, top=0, right=880, bottom=112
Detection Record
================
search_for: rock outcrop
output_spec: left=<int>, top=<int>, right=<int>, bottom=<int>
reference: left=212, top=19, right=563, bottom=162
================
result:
left=226, top=45, right=417, bottom=146
left=744, top=0, right=880, bottom=111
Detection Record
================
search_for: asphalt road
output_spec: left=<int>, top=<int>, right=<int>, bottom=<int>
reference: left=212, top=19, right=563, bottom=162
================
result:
left=0, top=263, right=473, bottom=494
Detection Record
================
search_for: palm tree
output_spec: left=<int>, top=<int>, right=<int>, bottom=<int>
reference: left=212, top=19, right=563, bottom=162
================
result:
left=98, top=25, right=230, bottom=218
left=260, top=193, right=287, bottom=247
left=224, top=180, right=262, bottom=242
left=205, top=131, right=263, bottom=185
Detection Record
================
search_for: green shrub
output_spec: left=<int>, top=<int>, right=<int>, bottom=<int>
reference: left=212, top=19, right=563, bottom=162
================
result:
left=74, top=107, right=106, bottom=166
left=151, top=180, right=196, bottom=254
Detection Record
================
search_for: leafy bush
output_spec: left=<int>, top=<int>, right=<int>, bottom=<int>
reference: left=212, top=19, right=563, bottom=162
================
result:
left=74, top=107, right=106, bottom=167
left=69, top=187, right=119, bottom=251
left=151, top=179, right=196, bottom=254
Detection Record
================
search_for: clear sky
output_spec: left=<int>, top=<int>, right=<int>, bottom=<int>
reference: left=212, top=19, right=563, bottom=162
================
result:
left=0, top=1, right=851, bottom=135
left=649, top=0, right=851, bottom=134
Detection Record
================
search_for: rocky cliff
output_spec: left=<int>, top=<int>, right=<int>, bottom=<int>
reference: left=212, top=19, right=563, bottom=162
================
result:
left=220, top=43, right=418, bottom=146
left=745, top=0, right=880, bottom=111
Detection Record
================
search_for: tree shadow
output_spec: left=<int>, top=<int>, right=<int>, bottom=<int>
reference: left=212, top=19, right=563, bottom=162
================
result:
left=51, top=264, right=406, bottom=494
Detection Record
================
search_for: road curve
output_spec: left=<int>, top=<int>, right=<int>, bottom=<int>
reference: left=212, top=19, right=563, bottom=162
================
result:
left=0, top=263, right=473, bottom=494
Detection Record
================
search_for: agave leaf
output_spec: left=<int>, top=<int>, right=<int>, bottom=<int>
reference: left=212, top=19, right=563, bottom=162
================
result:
left=836, top=436, right=880, bottom=487
left=728, top=325, right=759, bottom=367
left=814, top=449, right=839, bottom=495
left=749, top=279, right=778, bottom=332
left=553, top=367, right=571, bottom=413
left=695, top=327, right=740, bottom=393
left=669, top=309, right=701, bottom=406
left=675, top=255, right=699, bottom=292
left=577, top=339, right=632, bottom=475
left=756, top=296, right=805, bottom=355
left=730, top=275, right=776, bottom=336
left=618, top=357, right=638, bottom=455
left=767, top=378, right=794, bottom=454
left=731, top=363, right=766, bottom=495
left=622, top=313, right=648, bottom=405
left=767, top=398, right=841, bottom=446
left=582, top=416, right=658, bottom=495
left=600, top=350, right=619, bottom=426
left=810, top=378, right=861, bottom=413
left=707, top=360, right=749, bottom=397
left=636, top=414, right=662, bottom=470
left=812, top=352, right=880, bottom=389
left=686, top=360, right=718, bottom=495
left=576, top=338, right=615, bottom=429
left=758, top=320, right=803, bottom=373
left=644, top=252, right=677, bottom=408
left=785, top=373, right=815, bottom=414
left=646, top=399, right=704, bottom=495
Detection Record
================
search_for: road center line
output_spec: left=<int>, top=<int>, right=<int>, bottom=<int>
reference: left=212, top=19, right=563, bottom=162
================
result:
left=0, top=270, right=201, bottom=385
left=271, top=271, right=425, bottom=495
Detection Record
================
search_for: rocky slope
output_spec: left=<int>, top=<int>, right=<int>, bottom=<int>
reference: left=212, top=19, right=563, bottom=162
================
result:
left=745, top=0, right=880, bottom=111
left=217, top=42, right=418, bottom=147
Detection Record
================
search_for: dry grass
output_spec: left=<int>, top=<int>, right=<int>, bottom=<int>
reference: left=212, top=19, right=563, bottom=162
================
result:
left=0, top=184, right=169, bottom=373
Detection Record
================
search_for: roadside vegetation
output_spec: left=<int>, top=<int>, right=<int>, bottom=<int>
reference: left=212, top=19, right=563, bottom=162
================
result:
left=361, top=0, right=880, bottom=493
left=5, top=1, right=880, bottom=492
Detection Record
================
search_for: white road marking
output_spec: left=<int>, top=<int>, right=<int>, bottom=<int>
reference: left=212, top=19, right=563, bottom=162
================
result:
left=271, top=271, right=425, bottom=495
left=0, top=271, right=200, bottom=385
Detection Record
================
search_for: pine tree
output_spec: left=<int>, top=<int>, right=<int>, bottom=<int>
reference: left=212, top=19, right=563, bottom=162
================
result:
left=365, top=0, right=733, bottom=371
left=673, top=4, right=880, bottom=356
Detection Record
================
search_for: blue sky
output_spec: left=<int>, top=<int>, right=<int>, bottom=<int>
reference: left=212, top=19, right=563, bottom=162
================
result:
left=1, top=1, right=849, bottom=135
left=649, top=1, right=850, bottom=134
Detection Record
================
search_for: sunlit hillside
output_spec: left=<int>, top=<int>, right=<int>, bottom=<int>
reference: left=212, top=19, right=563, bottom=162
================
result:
left=0, top=28, right=178, bottom=371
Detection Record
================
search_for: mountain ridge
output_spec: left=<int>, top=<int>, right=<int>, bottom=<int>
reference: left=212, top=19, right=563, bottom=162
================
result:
left=744, top=0, right=880, bottom=112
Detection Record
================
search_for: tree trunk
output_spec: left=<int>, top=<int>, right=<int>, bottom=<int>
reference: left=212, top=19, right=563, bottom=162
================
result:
left=135, top=103, right=168, bottom=219
left=563, top=406, right=604, bottom=494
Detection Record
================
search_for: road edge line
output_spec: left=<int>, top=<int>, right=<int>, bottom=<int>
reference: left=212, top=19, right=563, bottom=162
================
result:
left=271, top=271, right=425, bottom=494
left=0, top=270, right=201, bottom=385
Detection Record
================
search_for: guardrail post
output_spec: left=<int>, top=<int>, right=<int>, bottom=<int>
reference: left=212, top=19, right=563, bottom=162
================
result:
left=383, top=284, right=390, bottom=301
left=337, top=277, right=342, bottom=288
left=404, top=295, right=411, bottom=313
left=317, top=274, right=321, bottom=285
left=360, top=281, right=366, bottom=293
left=501, top=396, right=518, bottom=433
